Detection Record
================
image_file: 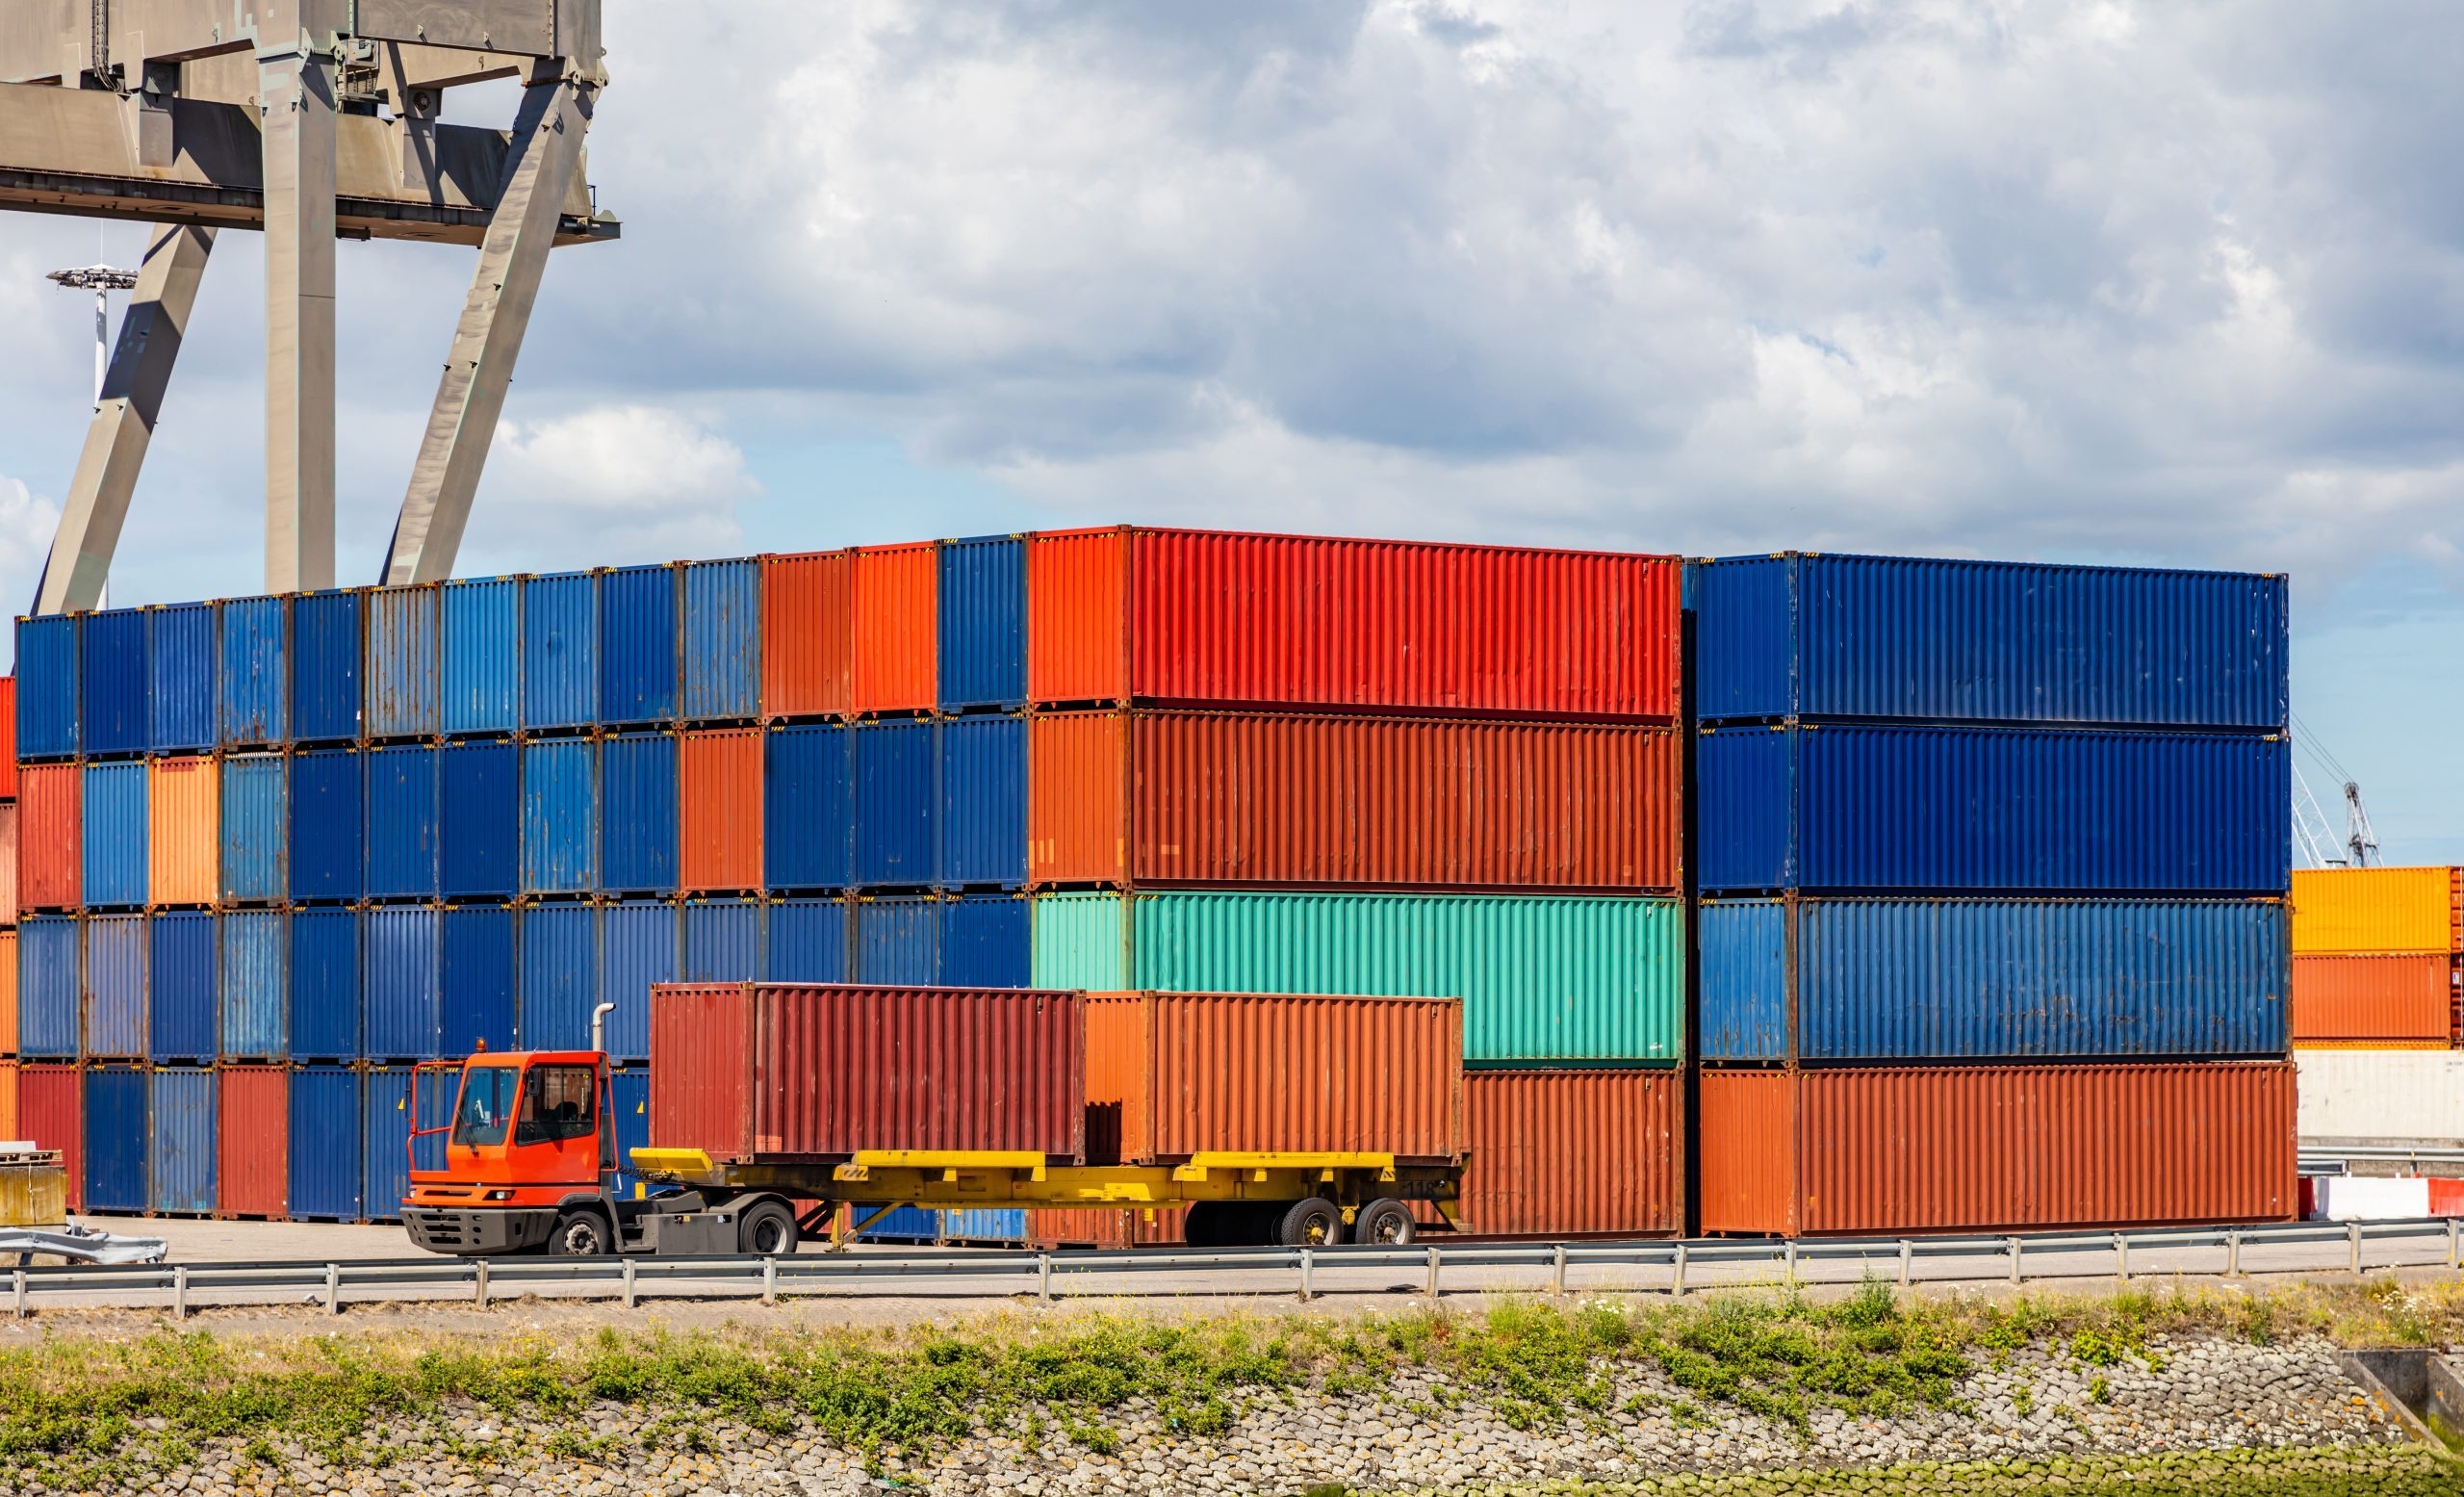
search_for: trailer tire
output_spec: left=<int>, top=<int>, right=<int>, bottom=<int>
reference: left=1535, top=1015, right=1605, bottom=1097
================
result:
left=1277, top=1198, right=1343, bottom=1248
left=740, top=1200, right=800, bottom=1257
left=1354, top=1198, right=1417, bottom=1246
left=548, top=1207, right=611, bottom=1257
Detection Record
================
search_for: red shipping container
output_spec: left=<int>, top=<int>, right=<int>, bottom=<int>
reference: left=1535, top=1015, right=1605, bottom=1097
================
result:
left=760, top=551, right=853, bottom=720
left=1698, top=1063, right=2297, bottom=1237
left=1027, top=528, right=1681, bottom=721
left=851, top=542, right=937, bottom=715
left=680, top=728, right=763, bottom=892
left=651, top=983, right=1085, bottom=1162
left=1028, top=1205, right=1190, bottom=1249
left=15, top=764, right=76, bottom=911
left=0, top=676, right=15, bottom=799
left=1030, top=710, right=1680, bottom=892
left=217, top=1065, right=289, bottom=1218
left=1084, top=991, right=1462, bottom=1166
left=19, top=1064, right=79, bottom=1212
left=1461, top=1069, right=1681, bottom=1238
left=0, top=802, right=15, bottom=924
left=2291, top=954, right=2457, bottom=1046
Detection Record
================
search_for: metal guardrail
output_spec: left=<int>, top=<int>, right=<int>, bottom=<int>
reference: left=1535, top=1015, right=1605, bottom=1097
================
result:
left=8, top=1217, right=2464, bottom=1317
left=2300, top=1146, right=2464, bottom=1175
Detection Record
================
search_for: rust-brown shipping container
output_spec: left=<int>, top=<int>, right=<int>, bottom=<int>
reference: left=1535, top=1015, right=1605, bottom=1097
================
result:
left=1030, top=711, right=1680, bottom=892
left=759, top=550, right=853, bottom=720
left=148, top=757, right=219, bottom=906
left=1458, top=1069, right=1681, bottom=1238
left=1027, top=1205, right=1190, bottom=1250
left=17, top=1064, right=78, bottom=1213
left=0, top=930, right=16, bottom=1057
left=1084, top=991, right=1463, bottom=1166
left=0, top=803, right=15, bottom=925
left=0, top=677, right=14, bottom=800
left=0, top=1060, right=15, bottom=1144
left=216, top=1064, right=289, bottom=1218
left=680, top=728, right=763, bottom=892
left=16, top=764, right=77, bottom=912
left=851, top=542, right=938, bottom=716
left=1698, top=1062, right=2297, bottom=1237
left=650, top=983, right=1085, bottom=1163
left=2291, top=954, right=2457, bottom=1047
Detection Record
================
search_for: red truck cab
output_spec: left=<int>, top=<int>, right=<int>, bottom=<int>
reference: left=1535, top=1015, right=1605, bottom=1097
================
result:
left=402, top=1050, right=622, bottom=1255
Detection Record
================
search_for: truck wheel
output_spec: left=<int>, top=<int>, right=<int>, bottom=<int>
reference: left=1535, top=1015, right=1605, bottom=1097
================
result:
left=549, top=1208, right=611, bottom=1257
left=1353, top=1198, right=1416, bottom=1247
left=740, top=1200, right=800, bottom=1257
left=1276, top=1198, right=1343, bottom=1248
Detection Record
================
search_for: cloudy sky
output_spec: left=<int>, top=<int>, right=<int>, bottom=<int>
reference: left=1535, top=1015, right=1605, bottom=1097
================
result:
left=1, top=0, right=2457, bottom=858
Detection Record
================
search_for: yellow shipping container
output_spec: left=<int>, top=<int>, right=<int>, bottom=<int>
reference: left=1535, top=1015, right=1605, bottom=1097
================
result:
left=148, top=757, right=220, bottom=906
left=2292, top=866, right=2464, bottom=955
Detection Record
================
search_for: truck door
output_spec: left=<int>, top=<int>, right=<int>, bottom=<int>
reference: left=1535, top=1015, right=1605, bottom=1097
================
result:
left=517, top=1062, right=603, bottom=1184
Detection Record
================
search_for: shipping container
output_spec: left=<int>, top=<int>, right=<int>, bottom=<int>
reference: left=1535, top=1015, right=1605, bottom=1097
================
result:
left=17, top=764, right=77, bottom=910
left=763, top=724, right=850, bottom=890
left=600, top=563, right=678, bottom=725
left=441, top=740, right=518, bottom=898
left=601, top=732, right=680, bottom=894
left=364, top=745, right=441, bottom=899
left=0, top=676, right=15, bottom=796
left=217, top=595, right=288, bottom=746
left=365, top=583, right=441, bottom=739
left=146, top=602, right=216, bottom=752
left=765, top=897, right=849, bottom=984
left=516, top=902, right=601, bottom=1051
left=83, top=1064, right=147, bottom=1212
left=442, top=904, right=515, bottom=1056
left=2291, top=954, right=2457, bottom=1046
left=363, top=904, right=438, bottom=1060
left=601, top=900, right=677, bottom=1063
left=938, top=714, right=1026, bottom=888
left=82, top=761, right=147, bottom=907
left=17, top=916, right=77, bottom=1057
left=288, top=906, right=358, bottom=1060
left=521, top=737, right=597, bottom=895
left=14, top=614, right=76, bottom=760
left=83, top=914, right=147, bottom=1057
left=852, top=542, right=937, bottom=715
left=1690, top=554, right=2290, bottom=730
left=610, top=1067, right=651, bottom=1193
left=853, top=719, right=933, bottom=887
left=363, top=1066, right=456, bottom=1221
left=938, top=535, right=1025, bottom=712
left=1031, top=890, right=1686, bottom=1065
left=288, top=1065, right=364, bottom=1220
left=2296, top=1048, right=2464, bottom=1145
left=1697, top=1062, right=2298, bottom=1236
left=80, top=607, right=147, bottom=757
left=649, top=983, right=1084, bottom=1163
left=852, top=896, right=935, bottom=985
left=1085, top=991, right=1461, bottom=1166
left=680, top=729, right=762, bottom=891
left=757, top=551, right=851, bottom=720
left=218, top=753, right=287, bottom=902
left=147, top=1067, right=215, bottom=1214
left=147, top=757, right=218, bottom=905
left=2291, top=866, right=2462, bottom=955
left=1027, top=529, right=1681, bottom=720
left=291, top=588, right=363, bottom=743
left=0, top=803, right=16, bottom=925
left=860, top=1207, right=1028, bottom=1246
left=217, top=1064, right=287, bottom=1216
left=0, top=1061, right=14, bottom=1149
left=940, top=893, right=1029, bottom=989
left=521, top=571, right=598, bottom=730
left=146, top=910, right=217, bottom=1061
left=1032, top=711, right=1679, bottom=892
left=219, top=909, right=288, bottom=1059
left=19, top=1064, right=81, bottom=1211
left=1698, top=898, right=2291, bottom=1063
left=680, top=898, right=762, bottom=983
left=442, top=577, right=520, bottom=735
left=681, top=558, right=760, bottom=721
left=1696, top=724, right=2290, bottom=895
left=1459, top=1070, right=1682, bottom=1238
left=288, top=749, right=363, bottom=901
left=0, top=930, right=16, bottom=1055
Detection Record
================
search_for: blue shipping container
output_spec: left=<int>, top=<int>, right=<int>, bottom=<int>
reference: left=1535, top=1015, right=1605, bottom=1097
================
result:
left=764, top=724, right=850, bottom=890
left=860, top=1207, right=1028, bottom=1245
left=443, top=577, right=521, bottom=735
left=18, top=916, right=79, bottom=1057
left=218, top=595, right=289, bottom=746
left=680, top=899, right=762, bottom=983
left=601, top=900, right=677, bottom=1062
left=219, top=909, right=288, bottom=1059
left=288, top=1066, right=364, bottom=1220
left=14, top=614, right=77, bottom=759
left=441, top=741, right=519, bottom=898
left=363, top=904, right=439, bottom=1060
left=81, top=761, right=148, bottom=907
left=1691, top=553, right=2291, bottom=730
left=600, top=564, right=678, bottom=725
left=853, top=720, right=934, bottom=887
left=289, top=749, right=364, bottom=901
left=1698, top=897, right=2292, bottom=1063
left=522, top=571, right=598, bottom=730
left=289, top=906, right=359, bottom=1060
left=521, top=738, right=597, bottom=894
left=442, top=905, right=515, bottom=1056
left=610, top=1069, right=651, bottom=1194
left=516, top=902, right=600, bottom=1051
left=219, top=753, right=288, bottom=902
left=148, top=1067, right=216, bottom=1214
left=600, top=732, right=679, bottom=893
left=1695, top=724, right=2291, bottom=895
left=291, top=588, right=363, bottom=743
left=766, top=897, right=849, bottom=983
left=365, top=583, right=441, bottom=739
left=147, top=911, right=218, bottom=1060
left=853, top=897, right=937, bottom=985
left=680, top=558, right=759, bottom=721
left=147, top=603, right=216, bottom=752
left=938, top=534, right=1026, bottom=711
left=365, top=745, right=442, bottom=899
left=361, top=1067, right=457, bottom=1220
left=80, top=607, right=148, bottom=757
left=937, top=715, right=1026, bottom=887
left=938, top=894, right=1030, bottom=988
left=83, top=914, right=148, bottom=1057
left=83, top=1066, right=148, bottom=1213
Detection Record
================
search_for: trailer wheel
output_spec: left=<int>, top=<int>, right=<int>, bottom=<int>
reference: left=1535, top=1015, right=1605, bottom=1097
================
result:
left=548, top=1208, right=611, bottom=1257
left=1353, top=1198, right=1416, bottom=1247
left=740, top=1200, right=800, bottom=1257
left=1277, top=1198, right=1343, bottom=1248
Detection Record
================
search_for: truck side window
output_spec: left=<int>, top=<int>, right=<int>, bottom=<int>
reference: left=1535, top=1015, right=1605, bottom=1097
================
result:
left=451, top=1068, right=520, bottom=1148
left=518, top=1066, right=599, bottom=1145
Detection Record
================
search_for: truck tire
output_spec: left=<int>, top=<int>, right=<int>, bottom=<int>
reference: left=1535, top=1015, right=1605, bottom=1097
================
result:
left=1276, top=1198, right=1343, bottom=1248
left=739, top=1199, right=800, bottom=1257
left=548, top=1207, right=611, bottom=1257
left=1353, top=1198, right=1416, bottom=1246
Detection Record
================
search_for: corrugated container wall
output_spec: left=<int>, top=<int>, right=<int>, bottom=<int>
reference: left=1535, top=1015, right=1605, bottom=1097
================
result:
left=758, top=551, right=851, bottom=720
left=2291, top=955, right=2456, bottom=1046
left=521, top=737, right=597, bottom=894
left=218, top=909, right=287, bottom=1059
left=0, top=929, right=16, bottom=1055
left=14, top=614, right=77, bottom=759
left=362, top=904, right=437, bottom=1060
left=17, top=764, right=77, bottom=910
left=521, top=571, right=598, bottom=730
left=365, top=746, right=441, bottom=899
left=599, top=564, right=678, bottom=725
left=939, top=535, right=1026, bottom=711
left=853, top=896, right=936, bottom=985
left=851, top=542, right=937, bottom=714
left=441, top=741, right=518, bottom=898
left=601, top=732, right=679, bottom=893
left=83, top=1064, right=146, bottom=1211
left=81, top=607, right=147, bottom=757
left=1460, top=1070, right=1681, bottom=1237
left=517, top=902, right=601, bottom=1050
left=0, top=805, right=14, bottom=925
left=289, top=907, right=359, bottom=1060
left=146, top=911, right=217, bottom=1060
left=287, top=1065, right=363, bottom=1219
left=146, top=603, right=215, bottom=752
left=1690, top=554, right=2290, bottom=729
left=2294, top=1049, right=2464, bottom=1144
left=601, top=899, right=677, bottom=1061
left=681, top=898, right=762, bottom=983
left=443, top=904, right=515, bottom=1056
left=291, top=588, right=362, bottom=743
left=853, top=721, right=933, bottom=887
left=2291, top=867, right=2462, bottom=954
left=939, top=715, right=1026, bottom=887
left=764, top=897, right=848, bottom=985
left=442, top=577, right=520, bottom=735
left=763, top=725, right=849, bottom=890
left=82, top=761, right=147, bottom=907
left=17, top=916, right=77, bottom=1057
left=147, top=1067, right=215, bottom=1214
left=680, top=729, right=762, bottom=891
left=19, top=1065, right=81, bottom=1211
left=218, top=1064, right=287, bottom=1217
left=288, top=749, right=363, bottom=901
left=218, top=754, right=287, bottom=902
left=681, top=558, right=760, bottom=720
left=939, top=894, right=1030, bottom=989
left=83, top=914, right=148, bottom=1056
left=217, top=595, right=288, bottom=746
left=365, top=583, right=441, bottom=738
left=363, top=1069, right=414, bottom=1221
left=0, top=676, right=14, bottom=796
left=148, top=758, right=218, bottom=904
left=1027, top=529, right=1682, bottom=720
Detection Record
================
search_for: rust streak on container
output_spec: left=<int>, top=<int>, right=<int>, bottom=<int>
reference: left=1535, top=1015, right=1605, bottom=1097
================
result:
left=218, top=1064, right=289, bottom=1218
left=148, top=757, right=219, bottom=906
left=2291, top=954, right=2458, bottom=1046
left=760, top=551, right=852, bottom=720
left=680, top=728, right=763, bottom=892
left=16, top=764, right=78, bottom=911
left=1460, top=1069, right=1681, bottom=1238
left=851, top=543, right=938, bottom=715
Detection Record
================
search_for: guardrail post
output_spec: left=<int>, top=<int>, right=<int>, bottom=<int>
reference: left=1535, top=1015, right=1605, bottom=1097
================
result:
left=621, top=1257, right=637, bottom=1310
left=172, top=1265, right=190, bottom=1320
left=1897, top=1240, right=1912, bottom=1288
left=1037, top=1252, right=1054, bottom=1303
left=1424, top=1246, right=1441, bottom=1300
left=1551, top=1244, right=1567, bottom=1296
left=325, top=1263, right=342, bottom=1317
left=2348, top=1221, right=2362, bottom=1276
left=12, top=1270, right=24, bottom=1319
left=1298, top=1248, right=1316, bottom=1302
left=2450, top=1219, right=2459, bottom=1270
left=1671, top=1243, right=1688, bottom=1299
left=2115, top=1232, right=2129, bottom=1283
left=2008, top=1236, right=2022, bottom=1286
left=475, top=1257, right=490, bottom=1309
left=2227, top=1228, right=2242, bottom=1278
left=762, top=1257, right=779, bottom=1305
left=1784, top=1240, right=1799, bottom=1284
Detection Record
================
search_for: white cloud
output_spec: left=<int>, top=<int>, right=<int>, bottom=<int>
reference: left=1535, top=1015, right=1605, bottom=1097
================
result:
left=456, top=404, right=760, bottom=568
left=0, top=473, right=63, bottom=618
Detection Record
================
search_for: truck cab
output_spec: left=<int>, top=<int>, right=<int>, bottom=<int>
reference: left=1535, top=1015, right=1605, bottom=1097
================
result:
left=401, top=1049, right=623, bottom=1255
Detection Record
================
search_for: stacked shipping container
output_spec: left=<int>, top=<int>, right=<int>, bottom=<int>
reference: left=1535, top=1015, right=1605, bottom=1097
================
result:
left=2290, top=866, right=2464, bottom=1149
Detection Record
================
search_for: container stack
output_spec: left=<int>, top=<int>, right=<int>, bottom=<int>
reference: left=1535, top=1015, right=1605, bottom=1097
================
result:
left=1689, top=554, right=2298, bottom=1236
left=2290, top=866, right=2464, bottom=1150
left=0, top=675, right=17, bottom=1155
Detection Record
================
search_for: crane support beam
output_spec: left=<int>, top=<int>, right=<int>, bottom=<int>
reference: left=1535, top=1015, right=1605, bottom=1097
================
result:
left=36, top=220, right=215, bottom=615
left=383, top=73, right=589, bottom=584
left=259, top=28, right=339, bottom=593
left=0, top=1, right=599, bottom=84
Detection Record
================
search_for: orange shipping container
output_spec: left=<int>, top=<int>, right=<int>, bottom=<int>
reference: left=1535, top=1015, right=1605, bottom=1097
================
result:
left=1084, top=991, right=1463, bottom=1166
left=1031, top=711, right=1679, bottom=892
left=0, top=930, right=16, bottom=1056
left=2292, top=866, right=2463, bottom=954
left=2291, top=954, right=2456, bottom=1047
left=759, top=550, right=853, bottom=720
left=218, top=1064, right=288, bottom=1218
left=0, top=1060, right=15, bottom=1142
left=15, top=764, right=77, bottom=911
left=1027, top=1205, right=1190, bottom=1249
left=148, top=758, right=219, bottom=906
left=1460, top=1070, right=1681, bottom=1238
left=0, top=676, right=15, bottom=799
left=851, top=542, right=937, bottom=715
left=1698, top=1063, right=2297, bottom=1237
left=680, top=729, right=763, bottom=892
left=0, top=802, right=15, bottom=924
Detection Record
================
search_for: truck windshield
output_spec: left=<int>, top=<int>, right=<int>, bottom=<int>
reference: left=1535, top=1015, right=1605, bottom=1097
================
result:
left=451, top=1068, right=521, bottom=1148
